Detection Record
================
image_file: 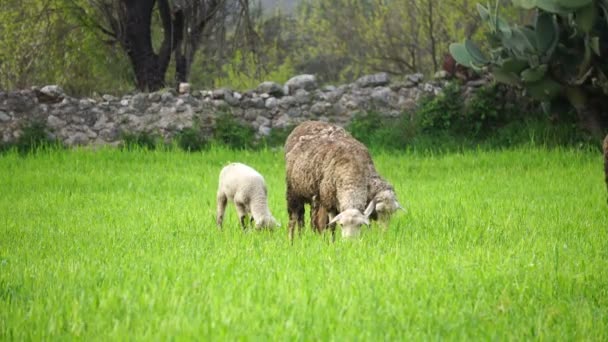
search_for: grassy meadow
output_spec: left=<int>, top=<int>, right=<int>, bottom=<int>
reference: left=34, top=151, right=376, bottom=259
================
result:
left=1, top=146, right=607, bottom=340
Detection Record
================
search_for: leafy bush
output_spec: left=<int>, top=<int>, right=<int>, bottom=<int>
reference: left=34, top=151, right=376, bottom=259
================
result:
left=416, top=82, right=464, bottom=133
left=347, top=111, right=417, bottom=150
left=121, top=131, right=159, bottom=150
left=175, top=126, right=208, bottom=152
left=213, top=113, right=256, bottom=149
left=9, top=121, right=59, bottom=154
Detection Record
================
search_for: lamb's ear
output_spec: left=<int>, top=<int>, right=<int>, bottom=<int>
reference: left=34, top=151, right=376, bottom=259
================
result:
left=364, top=199, right=376, bottom=217
left=328, top=213, right=343, bottom=226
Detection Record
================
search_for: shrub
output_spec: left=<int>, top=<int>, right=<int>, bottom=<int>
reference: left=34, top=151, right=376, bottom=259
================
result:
left=121, top=131, right=159, bottom=150
left=10, top=121, right=59, bottom=154
left=212, top=113, right=256, bottom=149
left=175, top=126, right=208, bottom=152
left=347, top=111, right=417, bottom=150
left=416, top=82, right=464, bottom=133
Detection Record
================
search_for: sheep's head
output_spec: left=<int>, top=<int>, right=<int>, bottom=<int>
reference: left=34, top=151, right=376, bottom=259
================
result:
left=373, top=190, right=405, bottom=222
left=255, top=215, right=280, bottom=230
left=328, top=200, right=375, bottom=239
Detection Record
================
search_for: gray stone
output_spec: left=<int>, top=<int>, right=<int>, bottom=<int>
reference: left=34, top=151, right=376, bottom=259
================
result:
left=0, top=111, right=10, bottom=122
left=79, top=99, right=95, bottom=109
left=65, top=132, right=89, bottom=146
left=258, top=125, right=271, bottom=136
left=285, top=74, right=317, bottom=95
left=397, top=96, right=417, bottom=112
left=47, top=115, right=66, bottom=130
left=265, top=97, right=279, bottom=109
left=371, top=87, right=396, bottom=106
left=273, top=114, right=290, bottom=128
left=356, top=73, right=390, bottom=88
left=148, top=92, right=161, bottom=102
left=212, top=88, right=231, bottom=100
left=132, top=93, right=147, bottom=110
left=294, top=89, right=311, bottom=105
left=406, top=73, right=424, bottom=84
left=286, top=108, right=302, bottom=117
left=311, top=102, right=331, bottom=115
left=102, top=94, right=117, bottom=102
left=40, top=85, right=65, bottom=98
left=161, top=92, right=175, bottom=103
left=120, top=99, right=129, bottom=106
left=257, top=81, right=285, bottom=97
left=224, top=92, right=240, bottom=106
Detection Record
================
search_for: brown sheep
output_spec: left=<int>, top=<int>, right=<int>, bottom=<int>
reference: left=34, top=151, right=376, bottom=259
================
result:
left=285, top=127, right=375, bottom=241
left=285, top=121, right=403, bottom=232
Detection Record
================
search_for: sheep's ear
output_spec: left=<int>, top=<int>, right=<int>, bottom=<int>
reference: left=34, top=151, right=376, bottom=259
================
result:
left=364, top=199, right=376, bottom=217
left=328, top=213, right=343, bottom=226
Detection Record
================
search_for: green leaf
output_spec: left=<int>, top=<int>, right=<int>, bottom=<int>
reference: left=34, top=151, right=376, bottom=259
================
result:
left=449, top=43, right=475, bottom=68
left=555, top=0, right=594, bottom=9
left=564, top=86, right=587, bottom=108
left=535, top=12, right=559, bottom=57
left=521, top=64, right=549, bottom=82
left=525, top=77, right=562, bottom=100
left=575, top=3, right=598, bottom=33
left=500, top=58, right=530, bottom=73
left=535, top=0, right=570, bottom=13
left=477, top=3, right=491, bottom=22
left=465, top=39, right=489, bottom=64
left=492, top=69, right=521, bottom=86
left=591, top=36, right=601, bottom=55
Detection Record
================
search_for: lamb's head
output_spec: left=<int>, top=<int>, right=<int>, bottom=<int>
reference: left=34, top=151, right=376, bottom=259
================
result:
left=373, top=189, right=405, bottom=221
left=255, top=215, right=280, bottom=230
left=328, top=200, right=375, bottom=239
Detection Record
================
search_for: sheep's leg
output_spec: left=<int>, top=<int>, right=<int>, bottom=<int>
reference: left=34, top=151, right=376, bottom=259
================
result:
left=216, top=192, right=228, bottom=228
left=235, top=202, right=248, bottom=230
left=287, top=192, right=304, bottom=242
left=327, top=210, right=337, bottom=243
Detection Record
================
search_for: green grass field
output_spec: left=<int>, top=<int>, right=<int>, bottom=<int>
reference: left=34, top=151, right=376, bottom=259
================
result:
left=1, top=146, right=607, bottom=340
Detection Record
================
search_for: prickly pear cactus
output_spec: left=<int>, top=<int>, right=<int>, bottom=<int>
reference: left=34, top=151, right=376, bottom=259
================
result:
left=449, top=0, right=608, bottom=109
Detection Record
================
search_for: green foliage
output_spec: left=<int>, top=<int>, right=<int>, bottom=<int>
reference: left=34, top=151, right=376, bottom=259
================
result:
left=0, top=0, right=133, bottom=95
left=212, top=113, right=256, bottom=149
left=347, top=111, right=416, bottom=150
left=175, top=126, right=208, bottom=152
left=121, top=131, right=159, bottom=150
left=211, top=50, right=296, bottom=91
left=450, top=0, right=608, bottom=109
left=0, top=121, right=60, bottom=155
left=347, top=82, right=594, bottom=151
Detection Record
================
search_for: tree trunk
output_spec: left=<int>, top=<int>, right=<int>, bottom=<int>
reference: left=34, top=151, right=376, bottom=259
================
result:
left=122, top=0, right=164, bottom=91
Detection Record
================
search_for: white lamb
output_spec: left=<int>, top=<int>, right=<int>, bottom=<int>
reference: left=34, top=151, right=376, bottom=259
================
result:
left=216, top=162, right=280, bottom=229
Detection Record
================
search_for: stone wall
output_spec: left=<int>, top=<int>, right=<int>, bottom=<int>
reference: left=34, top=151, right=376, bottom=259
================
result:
left=0, top=72, right=489, bottom=147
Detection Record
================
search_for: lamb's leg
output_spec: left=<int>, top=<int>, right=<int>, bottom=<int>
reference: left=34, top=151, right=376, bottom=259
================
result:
left=235, top=202, right=248, bottom=230
left=216, top=192, right=228, bottom=228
